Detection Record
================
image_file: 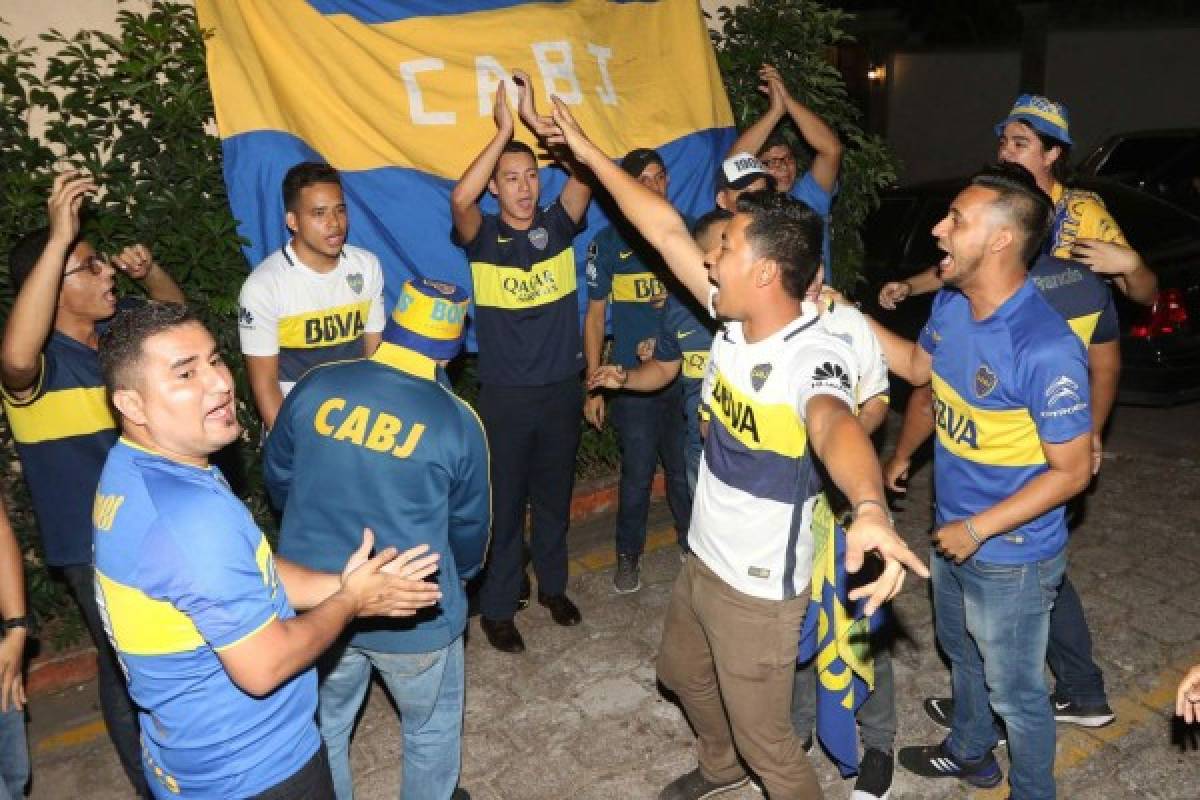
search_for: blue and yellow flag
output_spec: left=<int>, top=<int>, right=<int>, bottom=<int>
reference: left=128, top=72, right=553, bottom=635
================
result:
left=197, top=0, right=735, bottom=343
left=798, top=495, right=883, bottom=778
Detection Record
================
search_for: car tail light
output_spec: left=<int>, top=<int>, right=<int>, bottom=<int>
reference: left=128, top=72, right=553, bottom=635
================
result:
left=1129, top=288, right=1190, bottom=338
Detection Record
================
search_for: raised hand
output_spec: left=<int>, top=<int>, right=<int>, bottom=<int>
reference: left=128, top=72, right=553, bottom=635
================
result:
left=758, top=64, right=788, bottom=115
left=492, top=82, right=514, bottom=137
left=546, top=96, right=602, bottom=167
left=877, top=281, right=911, bottom=310
left=111, top=244, right=158, bottom=282
left=512, top=69, right=556, bottom=140
left=47, top=170, right=97, bottom=249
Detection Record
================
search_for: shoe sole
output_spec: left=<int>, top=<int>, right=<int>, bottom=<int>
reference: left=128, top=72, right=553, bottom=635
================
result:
left=613, top=579, right=642, bottom=594
left=1055, top=713, right=1115, bottom=727
left=693, top=777, right=750, bottom=799
left=851, top=789, right=891, bottom=800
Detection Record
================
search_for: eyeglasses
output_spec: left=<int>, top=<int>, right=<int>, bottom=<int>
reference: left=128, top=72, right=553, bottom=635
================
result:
left=63, top=255, right=107, bottom=278
left=761, top=155, right=795, bottom=170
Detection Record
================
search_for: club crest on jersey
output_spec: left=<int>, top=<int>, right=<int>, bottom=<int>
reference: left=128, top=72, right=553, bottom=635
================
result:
left=528, top=227, right=549, bottom=250
left=750, top=363, right=772, bottom=391
left=812, top=362, right=851, bottom=393
left=346, top=272, right=364, bottom=294
left=974, top=364, right=998, bottom=398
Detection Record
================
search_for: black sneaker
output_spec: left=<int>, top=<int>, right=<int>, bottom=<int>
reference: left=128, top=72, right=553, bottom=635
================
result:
left=852, top=748, right=893, bottom=799
left=1052, top=694, right=1116, bottom=727
left=614, top=553, right=641, bottom=593
left=922, top=697, right=1007, bottom=746
left=658, top=768, right=748, bottom=800
left=897, top=741, right=1002, bottom=789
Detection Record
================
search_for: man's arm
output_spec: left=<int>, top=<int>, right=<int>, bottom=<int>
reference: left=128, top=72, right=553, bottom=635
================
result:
left=582, top=298, right=608, bottom=429
left=805, top=393, right=929, bottom=615
left=274, top=540, right=440, bottom=611
left=245, top=355, right=285, bottom=431
left=882, top=384, right=935, bottom=493
left=1, top=172, right=96, bottom=398
left=933, top=433, right=1092, bottom=563
left=589, top=358, right=681, bottom=394
left=362, top=332, right=382, bottom=357
left=218, top=531, right=440, bottom=697
left=877, top=266, right=944, bottom=310
left=726, top=66, right=787, bottom=159
left=0, top=500, right=27, bottom=713
left=546, top=100, right=709, bottom=304
left=1070, top=239, right=1157, bottom=306
left=450, top=83, right=514, bottom=245
left=511, top=69, right=592, bottom=224
left=1087, top=340, right=1120, bottom=475
left=868, top=315, right=933, bottom=387
left=111, top=244, right=185, bottom=303
left=857, top=394, right=889, bottom=437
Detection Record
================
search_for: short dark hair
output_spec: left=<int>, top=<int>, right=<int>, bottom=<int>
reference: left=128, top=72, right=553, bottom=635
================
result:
left=968, top=162, right=1054, bottom=264
left=491, top=141, right=537, bottom=178
left=758, top=134, right=794, bottom=159
left=691, top=208, right=733, bottom=242
left=99, top=302, right=200, bottom=393
left=282, top=162, right=342, bottom=212
left=8, top=226, right=85, bottom=292
left=735, top=190, right=822, bottom=301
left=1015, top=119, right=1072, bottom=183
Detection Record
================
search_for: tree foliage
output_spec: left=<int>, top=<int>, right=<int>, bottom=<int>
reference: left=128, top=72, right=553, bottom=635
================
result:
left=709, top=0, right=899, bottom=288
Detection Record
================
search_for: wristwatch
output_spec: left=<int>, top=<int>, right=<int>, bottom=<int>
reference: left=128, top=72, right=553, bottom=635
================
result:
left=2, top=616, right=31, bottom=632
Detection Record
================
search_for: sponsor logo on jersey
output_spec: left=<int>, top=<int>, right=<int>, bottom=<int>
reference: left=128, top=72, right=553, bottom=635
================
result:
left=812, top=362, right=851, bottom=393
left=305, top=309, right=366, bottom=345
left=497, top=235, right=513, bottom=244
left=618, top=250, right=634, bottom=260
left=711, top=374, right=760, bottom=443
left=1042, top=375, right=1087, bottom=418
left=528, top=227, right=549, bottom=250
left=238, top=307, right=255, bottom=328
left=933, top=391, right=979, bottom=449
left=501, top=268, right=561, bottom=304
left=677, top=329, right=696, bottom=339
left=974, top=364, right=998, bottom=398
left=93, top=493, right=126, bottom=532
left=750, top=363, right=772, bottom=391
left=346, top=272, right=364, bottom=294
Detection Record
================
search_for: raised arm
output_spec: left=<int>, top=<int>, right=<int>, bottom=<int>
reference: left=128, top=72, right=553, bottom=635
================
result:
left=111, top=244, right=185, bottom=304
left=726, top=65, right=788, bottom=159
left=546, top=99, right=709, bottom=304
left=450, top=83, right=514, bottom=245
left=1, top=172, right=96, bottom=397
left=512, top=69, right=591, bottom=224
left=877, top=265, right=944, bottom=310
left=772, top=66, right=842, bottom=191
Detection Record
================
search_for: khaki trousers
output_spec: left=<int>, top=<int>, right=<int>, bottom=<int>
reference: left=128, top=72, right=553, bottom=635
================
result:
left=657, top=554, right=822, bottom=800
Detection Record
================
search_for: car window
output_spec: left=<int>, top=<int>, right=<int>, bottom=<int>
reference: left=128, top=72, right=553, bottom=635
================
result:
left=1146, top=142, right=1200, bottom=216
left=1092, top=183, right=1200, bottom=252
left=1096, top=135, right=1198, bottom=178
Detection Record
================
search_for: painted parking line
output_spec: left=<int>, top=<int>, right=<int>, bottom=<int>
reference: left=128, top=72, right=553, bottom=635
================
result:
left=34, top=718, right=108, bottom=754
left=568, top=524, right=679, bottom=577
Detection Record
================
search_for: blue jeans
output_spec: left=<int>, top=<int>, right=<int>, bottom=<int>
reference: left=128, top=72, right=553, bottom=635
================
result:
left=1046, top=574, right=1107, bottom=706
left=932, top=549, right=1066, bottom=800
left=611, top=382, right=691, bottom=555
left=0, top=708, right=28, bottom=800
left=316, top=637, right=464, bottom=800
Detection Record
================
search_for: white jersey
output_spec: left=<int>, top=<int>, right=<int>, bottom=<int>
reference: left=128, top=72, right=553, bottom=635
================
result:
left=238, top=243, right=386, bottom=394
left=818, top=301, right=889, bottom=408
left=692, top=303, right=859, bottom=600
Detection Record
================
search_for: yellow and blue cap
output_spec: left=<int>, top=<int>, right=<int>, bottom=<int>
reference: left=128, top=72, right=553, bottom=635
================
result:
left=995, top=94, right=1072, bottom=146
left=382, top=278, right=469, bottom=360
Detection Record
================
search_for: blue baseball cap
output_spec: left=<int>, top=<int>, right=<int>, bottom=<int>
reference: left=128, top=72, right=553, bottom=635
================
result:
left=382, top=278, right=469, bottom=361
left=994, top=94, right=1072, bottom=146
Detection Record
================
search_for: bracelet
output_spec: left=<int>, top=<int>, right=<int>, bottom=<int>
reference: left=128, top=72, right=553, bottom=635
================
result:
left=2, top=616, right=30, bottom=632
left=853, top=499, right=894, bottom=525
left=964, top=517, right=984, bottom=545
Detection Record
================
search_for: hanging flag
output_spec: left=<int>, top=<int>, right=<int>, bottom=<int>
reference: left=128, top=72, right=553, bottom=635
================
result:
left=196, top=0, right=735, bottom=345
left=798, top=495, right=884, bottom=778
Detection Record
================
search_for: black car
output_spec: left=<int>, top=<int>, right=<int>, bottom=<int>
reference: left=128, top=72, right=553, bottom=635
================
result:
left=1077, top=129, right=1200, bottom=217
left=858, top=176, right=1200, bottom=406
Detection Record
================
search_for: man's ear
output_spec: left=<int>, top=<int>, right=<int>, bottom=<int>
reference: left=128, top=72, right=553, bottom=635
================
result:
left=112, top=387, right=147, bottom=427
left=716, top=190, right=730, bottom=211
left=755, top=257, right=780, bottom=289
left=284, top=210, right=298, bottom=235
left=990, top=226, right=1015, bottom=254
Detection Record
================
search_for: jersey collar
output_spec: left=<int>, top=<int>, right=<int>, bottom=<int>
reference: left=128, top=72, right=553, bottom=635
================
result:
left=119, top=436, right=212, bottom=472
left=370, top=342, right=437, bottom=380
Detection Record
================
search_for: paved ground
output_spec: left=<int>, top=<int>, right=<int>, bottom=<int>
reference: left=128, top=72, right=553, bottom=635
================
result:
left=24, top=403, right=1200, bottom=799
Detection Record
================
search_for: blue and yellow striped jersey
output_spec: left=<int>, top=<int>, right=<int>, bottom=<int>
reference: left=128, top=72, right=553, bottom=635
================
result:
left=93, top=439, right=320, bottom=797
left=1030, top=254, right=1118, bottom=346
left=1, top=332, right=117, bottom=566
left=920, top=279, right=1091, bottom=563
left=456, top=200, right=583, bottom=386
left=586, top=224, right=670, bottom=368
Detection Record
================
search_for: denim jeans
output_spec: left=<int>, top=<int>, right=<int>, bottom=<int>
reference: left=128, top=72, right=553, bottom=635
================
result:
left=317, top=637, right=464, bottom=800
left=791, top=635, right=896, bottom=754
left=61, top=565, right=150, bottom=798
left=0, top=708, right=28, bottom=800
left=1046, top=574, right=1107, bottom=706
left=932, top=549, right=1066, bottom=800
left=610, top=382, right=691, bottom=555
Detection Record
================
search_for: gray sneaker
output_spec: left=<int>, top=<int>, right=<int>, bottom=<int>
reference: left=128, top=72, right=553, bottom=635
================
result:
left=614, top=553, right=641, bottom=593
left=658, top=768, right=748, bottom=800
